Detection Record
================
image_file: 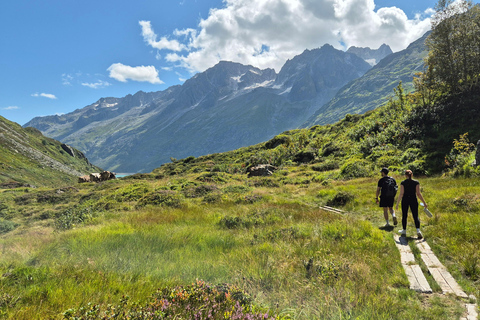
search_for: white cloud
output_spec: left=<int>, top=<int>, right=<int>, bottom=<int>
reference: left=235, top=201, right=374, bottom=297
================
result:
left=32, top=93, right=57, bottom=99
left=139, top=20, right=187, bottom=51
left=3, top=106, right=20, bottom=110
left=141, top=0, right=433, bottom=72
left=107, top=63, right=164, bottom=84
left=81, top=80, right=112, bottom=89
left=62, top=73, right=74, bottom=86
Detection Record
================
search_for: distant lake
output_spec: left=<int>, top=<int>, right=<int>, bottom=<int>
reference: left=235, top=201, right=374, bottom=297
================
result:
left=116, top=173, right=135, bottom=178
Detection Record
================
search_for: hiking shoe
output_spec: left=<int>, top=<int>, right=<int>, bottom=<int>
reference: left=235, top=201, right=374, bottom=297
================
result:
left=393, top=216, right=398, bottom=226
left=417, top=231, right=423, bottom=240
left=384, top=223, right=390, bottom=228
left=398, top=229, right=406, bottom=235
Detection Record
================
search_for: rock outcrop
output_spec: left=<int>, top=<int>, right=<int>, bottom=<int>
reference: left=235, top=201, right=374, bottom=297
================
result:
left=79, top=171, right=116, bottom=183
left=247, top=164, right=277, bottom=177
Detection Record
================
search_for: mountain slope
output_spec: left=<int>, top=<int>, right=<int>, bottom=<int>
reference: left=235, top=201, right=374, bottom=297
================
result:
left=304, top=32, right=429, bottom=127
left=0, top=116, right=100, bottom=187
left=25, top=47, right=371, bottom=173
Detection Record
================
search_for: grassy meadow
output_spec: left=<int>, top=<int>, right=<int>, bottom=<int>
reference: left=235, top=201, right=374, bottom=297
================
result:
left=0, top=162, right=479, bottom=319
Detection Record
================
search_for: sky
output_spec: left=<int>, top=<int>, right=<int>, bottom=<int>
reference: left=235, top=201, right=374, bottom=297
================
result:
left=1, top=0, right=475, bottom=126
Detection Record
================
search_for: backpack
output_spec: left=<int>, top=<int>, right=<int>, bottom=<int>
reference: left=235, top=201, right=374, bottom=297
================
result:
left=384, top=177, right=398, bottom=197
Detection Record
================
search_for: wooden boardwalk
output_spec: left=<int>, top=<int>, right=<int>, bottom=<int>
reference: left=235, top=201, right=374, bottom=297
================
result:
left=393, top=235, right=478, bottom=320
left=417, top=240, right=468, bottom=298
left=319, top=206, right=477, bottom=319
left=394, top=235, right=432, bottom=293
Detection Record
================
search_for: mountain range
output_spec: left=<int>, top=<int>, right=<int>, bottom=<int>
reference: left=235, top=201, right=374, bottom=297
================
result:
left=25, top=34, right=427, bottom=173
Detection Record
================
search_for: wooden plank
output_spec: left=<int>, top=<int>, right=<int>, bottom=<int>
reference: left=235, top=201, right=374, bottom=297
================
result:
left=466, top=303, right=478, bottom=320
left=417, top=240, right=469, bottom=298
left=429, top=268, right=454, bottom=294
left=411, top=265, right=433, bottom=293
left=319, top=206, right=345, bottom=214
left=393, top=235, right=432, bottom=294
left=442, top=271, right=469, bottom=298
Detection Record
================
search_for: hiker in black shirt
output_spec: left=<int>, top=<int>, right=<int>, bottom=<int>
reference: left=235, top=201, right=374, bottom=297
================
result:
left=376, top=167, right=398, bottom=227
left=395, top=170, right=428, bottom=239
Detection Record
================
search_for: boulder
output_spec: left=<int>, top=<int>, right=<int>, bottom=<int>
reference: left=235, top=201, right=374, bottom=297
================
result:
left=78, top=175, right=91, bottom=183
left=80, top=171, right=116, bottom=183
left=100, top=171, right=116, bottom=181
left=89, top=173, right=101, bottom=182
left=247, top=164, right=277, bottom=177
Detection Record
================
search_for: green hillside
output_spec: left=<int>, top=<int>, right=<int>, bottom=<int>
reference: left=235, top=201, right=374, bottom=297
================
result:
left=0, top=116, right=100, bottom=187
left=0, top=81, right=479, bottom=319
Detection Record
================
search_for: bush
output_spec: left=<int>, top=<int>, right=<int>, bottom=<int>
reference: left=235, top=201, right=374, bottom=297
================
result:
left=202, top=193, right=222, bottom=204
left=137, top=190, right=183, bottom=208
left=265, top=134, right=291, bottom=149
left=339, top=158, right=371, bottom=179
left=62, top=280, right=274, bottom=320
left=54, top=207, right=97, bottom=230
left=183, top=184, right=218, bottom=198
left=0, top=219, right=19, bottom=234
left=326, top=191, right=355, bottom=207
left=222, top=185, right=252, bottom=194
left=196, top=172, right=230, bottom=183
left=112, top=184, right=150, bottom=202
left=312, top=161, right=339, bottom=172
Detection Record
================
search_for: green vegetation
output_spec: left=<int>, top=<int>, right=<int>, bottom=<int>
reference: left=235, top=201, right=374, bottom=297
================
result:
left=0, top=137, right=478, bottom=318
left=0, top=116, right=100, bottom=188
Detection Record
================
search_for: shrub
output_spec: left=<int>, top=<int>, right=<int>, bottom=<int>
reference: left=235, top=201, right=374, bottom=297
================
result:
left=339, top=158, right=370, bottom=179
left=202, top=193, right=222, bottom=204
left=265, top=134, right=291, bottom=149
left=137, top=190, right=182, bottom=208
left=54, top=207, right=97, bottom=230
left=326, top=191, right=354, bottom=207
left=251, top=178, right=280, bottom=188
left=196, top=172, right=230, bottom=183
left=14, top=193, right=36, bottom=205
left=62, top=280, right=275, bottom=320
left=0, top=219, right=19, bottom=234
left=222, top=185, right=252, bottom=194
left=312, top=161, right=339, bottom=172
left=183, top=184, right=218, bottom=198
left=112, top=184, right=150, bottom=202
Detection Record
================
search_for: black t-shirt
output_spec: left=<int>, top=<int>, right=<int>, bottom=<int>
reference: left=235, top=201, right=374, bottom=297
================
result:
left=377, top=176, right=396, bottom=197
left=401, top=179, right=419, bottom=197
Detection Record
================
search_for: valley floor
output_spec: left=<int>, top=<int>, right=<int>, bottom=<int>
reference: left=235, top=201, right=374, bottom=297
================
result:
left=0, top=167, right=479, bottom=319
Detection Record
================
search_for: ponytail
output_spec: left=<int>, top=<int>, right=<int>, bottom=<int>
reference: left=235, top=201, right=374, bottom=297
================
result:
left=405, top=169, right=413, bottom=179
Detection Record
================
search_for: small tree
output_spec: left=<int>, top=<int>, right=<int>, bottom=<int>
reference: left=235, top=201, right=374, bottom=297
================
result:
left=424, top=0, right=480, bottom=93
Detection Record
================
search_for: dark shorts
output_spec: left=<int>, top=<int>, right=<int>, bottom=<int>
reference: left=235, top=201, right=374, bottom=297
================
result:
left=379, top=196, right=395, bottom=208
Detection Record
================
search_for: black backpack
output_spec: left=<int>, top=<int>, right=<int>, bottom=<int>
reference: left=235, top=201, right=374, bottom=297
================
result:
left=384, top=177, right=398, bottom=197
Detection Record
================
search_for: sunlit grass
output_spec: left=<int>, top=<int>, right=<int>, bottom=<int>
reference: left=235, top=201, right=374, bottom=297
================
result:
left=0, top=170, right=478, bottom=319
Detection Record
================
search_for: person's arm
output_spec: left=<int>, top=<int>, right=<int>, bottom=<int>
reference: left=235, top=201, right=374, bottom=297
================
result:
left=416, top=184, right=427, bottom=208
left=376, top=186, right=381, bottom=203
left=395, top=185, right=404, bottom=210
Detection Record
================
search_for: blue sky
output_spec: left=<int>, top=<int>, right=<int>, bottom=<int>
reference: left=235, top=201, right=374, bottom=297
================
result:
left=0, top=0, right=472, bottom=125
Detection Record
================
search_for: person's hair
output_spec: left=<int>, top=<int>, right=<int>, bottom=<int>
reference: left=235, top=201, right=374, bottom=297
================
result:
left=405, top=170, right=413, bottom=179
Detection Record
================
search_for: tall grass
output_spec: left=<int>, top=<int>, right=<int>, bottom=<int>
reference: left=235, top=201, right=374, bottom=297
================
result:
left=0, top=170, right=477, bottom=319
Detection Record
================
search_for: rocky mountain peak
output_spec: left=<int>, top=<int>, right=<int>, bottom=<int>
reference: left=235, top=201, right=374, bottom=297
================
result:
left=347, top=44, right=393, bottom=66
left=275, top=44, right=372, bottom=101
